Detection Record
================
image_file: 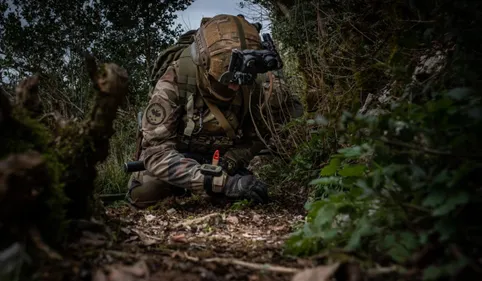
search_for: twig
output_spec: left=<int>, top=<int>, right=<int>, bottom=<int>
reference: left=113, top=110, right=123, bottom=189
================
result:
left=367, top=265, right=404, bottom=276
left=173, top=212, right=221, bottom=228
left=204, top=257, right=301, bottom=274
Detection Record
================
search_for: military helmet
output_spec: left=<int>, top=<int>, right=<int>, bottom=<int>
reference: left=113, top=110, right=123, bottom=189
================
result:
left=191, top=14, right=263, bottom=101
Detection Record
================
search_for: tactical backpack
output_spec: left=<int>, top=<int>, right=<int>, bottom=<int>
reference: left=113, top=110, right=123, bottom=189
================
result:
left=148, top=29, right=198, bottom=97
left=133, top=29, right=198, bottom=161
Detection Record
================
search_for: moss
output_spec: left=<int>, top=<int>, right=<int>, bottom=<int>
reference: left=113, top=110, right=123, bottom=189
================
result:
left=1, top=108, right=51, bottom=158
left=0, top=106, right=70, bottom=246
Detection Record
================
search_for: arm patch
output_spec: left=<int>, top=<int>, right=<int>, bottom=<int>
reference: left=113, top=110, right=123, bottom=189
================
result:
left=145, top=103, right=167, bottom=125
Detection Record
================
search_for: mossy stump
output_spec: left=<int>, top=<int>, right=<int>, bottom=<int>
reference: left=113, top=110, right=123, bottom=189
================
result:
left=0, top=55, right=128, bottom=279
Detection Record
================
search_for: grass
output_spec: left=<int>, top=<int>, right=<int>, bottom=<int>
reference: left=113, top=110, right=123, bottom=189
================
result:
left=95, top=107, right=139, bottom=194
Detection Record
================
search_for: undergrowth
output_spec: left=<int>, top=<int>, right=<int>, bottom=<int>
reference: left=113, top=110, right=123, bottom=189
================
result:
left=94, top=108, right=139, bottom=194
left=243, top=0, right=482, bottom=279
left=285, top=88, right=482, bottom=279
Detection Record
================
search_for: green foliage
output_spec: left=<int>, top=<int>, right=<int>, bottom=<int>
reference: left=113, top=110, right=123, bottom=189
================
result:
left=285, top=88, right=482, bottom=278
left=254, top=115, right=340, bottom=194
left=1, top=0, right=192, bottom=112
left=239, top=4, right=482, bottom=278
left=230, top=199, right=251, bottom=210
left=94, top=111, right=138, bottom=194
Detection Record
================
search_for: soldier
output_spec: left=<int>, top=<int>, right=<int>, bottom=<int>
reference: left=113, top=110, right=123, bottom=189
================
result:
left=126, top=14, right=304, bottom=208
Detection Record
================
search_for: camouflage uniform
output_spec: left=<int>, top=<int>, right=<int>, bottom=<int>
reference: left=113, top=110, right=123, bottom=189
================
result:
left=127, top=14, right=304, bottom=208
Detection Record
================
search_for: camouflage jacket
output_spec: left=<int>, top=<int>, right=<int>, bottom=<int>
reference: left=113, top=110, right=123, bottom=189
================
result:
left=139, top=61, right=303, bottom=191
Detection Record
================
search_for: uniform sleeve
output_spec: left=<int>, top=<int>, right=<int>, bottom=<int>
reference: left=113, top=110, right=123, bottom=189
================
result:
left=140, top=65, right=205, bottom=192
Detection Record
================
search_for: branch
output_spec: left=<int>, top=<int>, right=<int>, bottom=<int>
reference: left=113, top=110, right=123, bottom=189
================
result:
left=14, top=74, right=43, bottom=117
left=0, top=86, right=12, bottom=126
left=204, top=257, right=301, bottom=274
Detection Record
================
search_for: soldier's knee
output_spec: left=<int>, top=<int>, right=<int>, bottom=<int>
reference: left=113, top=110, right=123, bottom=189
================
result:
left=126, top=175, right=171, bottom=209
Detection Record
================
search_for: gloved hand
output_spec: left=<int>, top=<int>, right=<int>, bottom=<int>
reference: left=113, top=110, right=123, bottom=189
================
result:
left=223, top=174, right=269, bottom=204
left=221, top=156, right=239, bottom=176
left=221, top=149, right=250, bottom=175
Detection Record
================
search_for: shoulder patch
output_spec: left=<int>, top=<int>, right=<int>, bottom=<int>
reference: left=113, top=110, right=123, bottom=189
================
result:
left=145, top=103, right=167, bottom=125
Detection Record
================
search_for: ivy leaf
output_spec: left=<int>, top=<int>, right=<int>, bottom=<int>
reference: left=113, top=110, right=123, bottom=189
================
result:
left=309, top=177, right=341, bottom=185
left=313, top=204, right=337, bottom=229
left=400, top=232, right=418, bottom=251
left=432, top=191, right=469, bottom=216
left=338, top=164, right=366, bottom=177
left=338, top=146, right=363, bottom=158
left=388, top=244, right=411, bottom=263
left=422, top=190, right=446, bottom=207
left=345, top=216, right=373, bottom=250
left=320, top=157, right=341, bottom=176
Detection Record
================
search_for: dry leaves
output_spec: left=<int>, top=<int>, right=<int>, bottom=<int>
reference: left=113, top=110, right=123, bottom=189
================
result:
left=226, top=215, right=239, bottom=224
left=170, top=234, right=188, bottom=243
left=131, top=229, right=162, bottom=246
left=291, top=263, right=341, bottom=281
left=92, top=260, right=150, bottom=281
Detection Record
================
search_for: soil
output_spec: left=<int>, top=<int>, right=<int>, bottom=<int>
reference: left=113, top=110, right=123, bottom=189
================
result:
left=32, top=194, right=312, bottom=281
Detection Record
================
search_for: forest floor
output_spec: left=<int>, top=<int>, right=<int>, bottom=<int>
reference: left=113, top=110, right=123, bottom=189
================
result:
left=33, top=193, right=313, bottom=281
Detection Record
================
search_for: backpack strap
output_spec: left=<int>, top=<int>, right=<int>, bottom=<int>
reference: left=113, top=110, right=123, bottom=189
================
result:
left=177, top=46, right=199, bottom=140
left=202, top=96, right=237, bottom=139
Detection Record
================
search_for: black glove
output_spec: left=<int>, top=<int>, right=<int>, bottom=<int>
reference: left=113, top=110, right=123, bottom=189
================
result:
left=223, top=174, right=269, bottom=204
left=220, top=156, right=238, bottom=175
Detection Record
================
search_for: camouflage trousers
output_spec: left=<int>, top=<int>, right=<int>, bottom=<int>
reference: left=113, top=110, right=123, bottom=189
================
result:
left=126, top=171, right=190, bottom=208
left=125, top=152, right=209, bottom=208
left=125, top=152, right=252, bottom=208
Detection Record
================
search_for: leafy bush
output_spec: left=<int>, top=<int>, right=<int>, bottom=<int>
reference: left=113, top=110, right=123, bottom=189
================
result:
left=285, top=88, right=482, bottom=279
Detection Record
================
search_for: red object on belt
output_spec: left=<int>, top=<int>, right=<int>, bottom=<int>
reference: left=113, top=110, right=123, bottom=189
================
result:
left=212, top=150, right=220, bottom=166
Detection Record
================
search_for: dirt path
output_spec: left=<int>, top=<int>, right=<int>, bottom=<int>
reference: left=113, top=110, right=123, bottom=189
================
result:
left=36, top=195, right=312, bottom=281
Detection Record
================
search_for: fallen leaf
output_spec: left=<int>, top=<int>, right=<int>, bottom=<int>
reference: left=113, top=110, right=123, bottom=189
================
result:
left=252, top=214, right=262, bottom=223
left=226, top=215, right=239, bottom=224
left=167, top=208, right=177, bottom=214
left=171, top=234, right=188, bottom=243
left=174, top=212, right=221, bottom=228
left=271, top=225, right=286, bottom=232
left=144, top=214, right=156, bottom=222
left=120, top=227, right=131, bottom=235
left=93, top=261, right=150, bottom=281
left=291, top=263, right=340, bottom=281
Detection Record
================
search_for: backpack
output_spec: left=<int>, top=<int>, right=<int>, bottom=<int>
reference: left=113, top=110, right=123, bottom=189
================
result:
left=148, top=29, right=198, bottom=97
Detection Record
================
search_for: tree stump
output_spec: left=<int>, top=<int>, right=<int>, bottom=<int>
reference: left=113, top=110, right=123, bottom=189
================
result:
left=0, top=54, right=128, bottom=278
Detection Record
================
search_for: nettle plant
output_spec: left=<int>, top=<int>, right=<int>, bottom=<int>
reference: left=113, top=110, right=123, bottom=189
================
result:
left=284, top=88, right=482, bottom=280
